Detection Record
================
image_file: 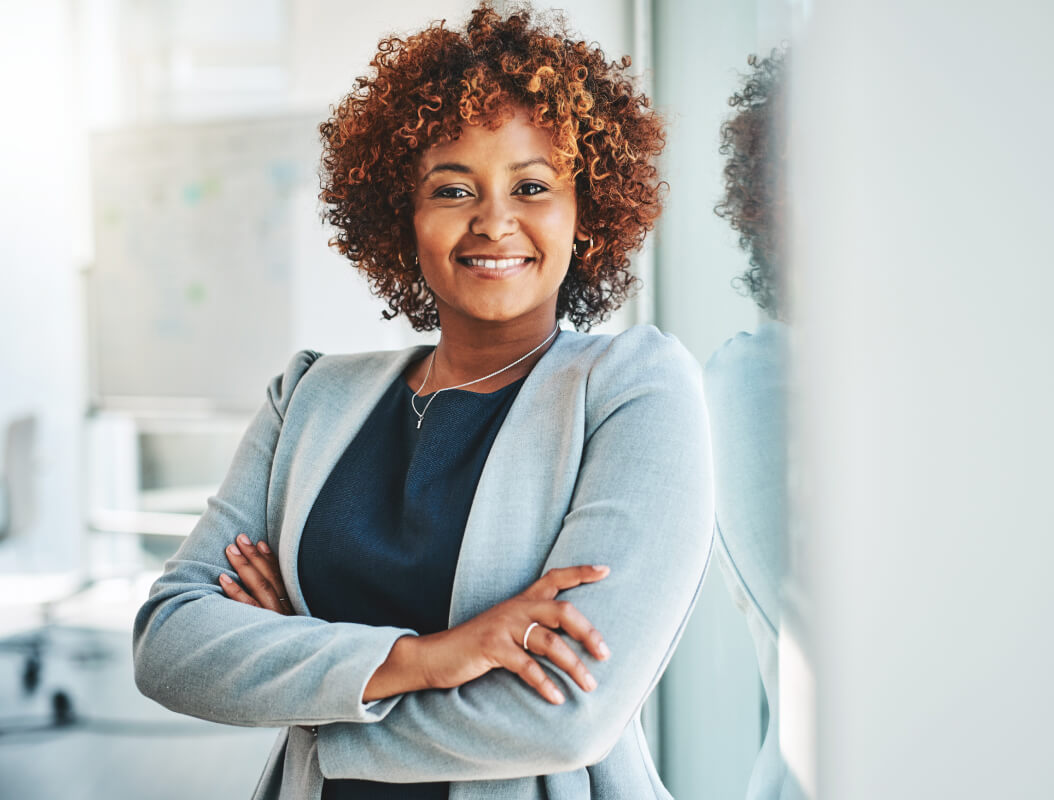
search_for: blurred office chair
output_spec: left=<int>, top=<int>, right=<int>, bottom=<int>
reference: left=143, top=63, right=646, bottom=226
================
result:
left=0, top=413, right=114, bottom=732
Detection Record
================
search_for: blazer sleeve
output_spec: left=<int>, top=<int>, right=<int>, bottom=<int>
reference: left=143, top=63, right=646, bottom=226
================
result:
left=132, top=350, right=419, bottom=728
left=315, top=327, right=715, bottom=781
left=705, top=321, right=789, bottom=640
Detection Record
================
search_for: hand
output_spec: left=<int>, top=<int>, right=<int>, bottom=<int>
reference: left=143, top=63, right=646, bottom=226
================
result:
left=219, top=533, right=293, bottom=615
left=417, top=565, right=612, bottom=705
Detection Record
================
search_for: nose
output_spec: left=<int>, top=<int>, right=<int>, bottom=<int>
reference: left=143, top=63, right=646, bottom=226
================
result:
left=469, top=194, right=518, bottom=240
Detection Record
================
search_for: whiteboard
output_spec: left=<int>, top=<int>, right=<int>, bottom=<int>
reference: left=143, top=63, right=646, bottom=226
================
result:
left=88, top=114, right=323, bottom=411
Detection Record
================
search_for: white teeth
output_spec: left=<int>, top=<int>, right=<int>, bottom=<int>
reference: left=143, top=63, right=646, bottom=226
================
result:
left=463, top=257, right=529, bottom=269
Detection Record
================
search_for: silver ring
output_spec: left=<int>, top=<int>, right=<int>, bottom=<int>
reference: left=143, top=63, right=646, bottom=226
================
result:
left=523, top=621, right=540, bottom=651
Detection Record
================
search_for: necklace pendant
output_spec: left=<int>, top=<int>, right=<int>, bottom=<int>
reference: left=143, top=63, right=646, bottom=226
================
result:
left=416, top=419, right=422, bottom=430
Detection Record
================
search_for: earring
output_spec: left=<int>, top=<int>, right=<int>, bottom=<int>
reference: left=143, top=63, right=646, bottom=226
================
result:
left=574, top=236, right=594, bottom=259
left=398, top=251, right=419, bottom=268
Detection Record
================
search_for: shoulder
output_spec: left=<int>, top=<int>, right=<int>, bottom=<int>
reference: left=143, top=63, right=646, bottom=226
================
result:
left=265, top=346, right=428, bottom=419
left=558, top=324, right=701, bottom=385
left=265, top=349, right=323, bottom=419
left=703, top=321, right=789, bottom=406
left=553, top=324, right=704, bottom=431
left=599, top=324, right=701, bottom=398
left=704, top=321, right=788, bottom=381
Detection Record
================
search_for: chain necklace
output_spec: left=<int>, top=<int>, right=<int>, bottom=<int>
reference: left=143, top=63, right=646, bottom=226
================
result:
left=410, top=324, right=560, bottom=429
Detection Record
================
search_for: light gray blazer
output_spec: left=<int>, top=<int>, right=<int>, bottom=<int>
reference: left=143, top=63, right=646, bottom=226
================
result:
left=133, top=324, right=713, bottom=800
left=705, top=322, right=799, bottom=799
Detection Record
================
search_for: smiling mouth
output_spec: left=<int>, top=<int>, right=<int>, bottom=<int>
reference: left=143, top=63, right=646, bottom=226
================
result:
left=457, top=256, right=535, bottom=270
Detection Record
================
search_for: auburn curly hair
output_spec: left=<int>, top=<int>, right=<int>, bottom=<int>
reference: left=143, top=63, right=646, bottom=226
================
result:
left=715, top=48, right=788, bottom=319
left=318, top=2, right=665, bottom=331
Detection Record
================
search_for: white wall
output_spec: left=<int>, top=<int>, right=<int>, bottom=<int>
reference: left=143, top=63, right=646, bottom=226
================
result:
left=792, top=1, right=1054, bottom=797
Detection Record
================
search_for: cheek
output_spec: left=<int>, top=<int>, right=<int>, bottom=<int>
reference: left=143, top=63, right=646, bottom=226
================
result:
left=412, top=213, right=456, bottom=292
left=412, top=213, right=434, bottom=253
left=534, top=201, right=578, bottom=247
left=413, top=209, right=456, bottom=256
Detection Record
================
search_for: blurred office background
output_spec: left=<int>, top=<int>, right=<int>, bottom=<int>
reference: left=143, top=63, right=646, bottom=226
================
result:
left=1, top=0, right=1051, bottom=798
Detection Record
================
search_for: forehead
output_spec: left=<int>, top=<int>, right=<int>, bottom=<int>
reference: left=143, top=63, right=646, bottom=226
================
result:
left=416, top=110, right=557, bottom=175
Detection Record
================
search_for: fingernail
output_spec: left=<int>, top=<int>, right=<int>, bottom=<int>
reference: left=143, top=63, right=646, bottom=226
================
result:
left=592, top=565, right=609, bottom=572
left=219, top=573, right=231, bottom=584
left=585, top=674, right=598, bottom=691
left=228, top=544, right=241, bottom=556
left=258, top=541, right=271, bottom=554
left=237, top=533, right=251, bottom=546
left=598, top=642, right=611, bottom=658
left=551, top=689, right=566, bottom=704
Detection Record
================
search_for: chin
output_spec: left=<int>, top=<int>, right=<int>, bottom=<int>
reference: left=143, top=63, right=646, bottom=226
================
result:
left=470, top=309, right=525, bottom=324
left=459, top=304, right=538, bottom=325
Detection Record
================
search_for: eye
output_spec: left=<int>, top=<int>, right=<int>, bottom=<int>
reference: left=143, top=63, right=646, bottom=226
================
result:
left=514, top=181, right=549, bottom=197
left=434, top=186, right=472, bottom=199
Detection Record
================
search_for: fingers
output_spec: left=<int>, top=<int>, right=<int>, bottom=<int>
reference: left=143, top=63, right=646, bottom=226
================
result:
left=530, top=598, right=611, bottom=662
left=244, top=538, right=291, bottom=614
left=507, top=647, right=567, bottom=705
left=431, top=566, right=612, bottom=704
left=514, top=592, right=611, bottom=699
left=255, top=538, right=281, bottom=575
left=241, top=535, right=292, bottom=613
left=255, top=538, right=293, bottom=614
left=235, top=533, right=282, bottom=584
left=523, top=565, right=610, bottom=601
left=524, top=621, right=598, bottom=694
left=224, top=535, right=290, bottom=614
left=218, top=572, right=262, bottom=608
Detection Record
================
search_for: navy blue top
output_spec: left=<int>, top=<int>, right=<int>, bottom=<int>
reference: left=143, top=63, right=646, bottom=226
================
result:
left=298, top=369, right=526, bottom=800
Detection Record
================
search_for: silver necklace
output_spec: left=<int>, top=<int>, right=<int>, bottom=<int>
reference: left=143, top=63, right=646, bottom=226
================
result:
left=410, top=324, right=560, bottom=429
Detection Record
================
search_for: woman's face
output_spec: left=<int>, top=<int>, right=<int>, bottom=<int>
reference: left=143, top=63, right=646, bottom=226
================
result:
left=412, top=108, right=580, bottom=330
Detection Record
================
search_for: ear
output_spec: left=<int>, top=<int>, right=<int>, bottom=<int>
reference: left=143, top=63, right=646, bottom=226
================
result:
left=574, top=225, right=590, bottom=242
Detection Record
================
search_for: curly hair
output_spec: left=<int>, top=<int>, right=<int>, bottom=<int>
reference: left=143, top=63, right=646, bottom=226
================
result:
left=715, top=48, right=788, bottom=318
left=318, top=2, right=665, bottom=331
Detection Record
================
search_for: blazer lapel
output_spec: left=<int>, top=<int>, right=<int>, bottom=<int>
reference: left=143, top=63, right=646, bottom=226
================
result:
left=273, top=346, right=431, bottom=616
left=448, top=332, right=590, bottom=625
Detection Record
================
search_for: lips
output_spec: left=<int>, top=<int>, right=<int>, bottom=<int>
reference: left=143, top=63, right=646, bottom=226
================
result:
left=457, top=256, right=535, bottom=270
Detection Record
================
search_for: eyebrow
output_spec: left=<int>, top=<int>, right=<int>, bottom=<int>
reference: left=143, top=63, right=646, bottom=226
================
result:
left=509, top=157, right=557, bottom=173
left=420, top=157, right=557, bottom=181
left=421, top=162, right=472, bottom=180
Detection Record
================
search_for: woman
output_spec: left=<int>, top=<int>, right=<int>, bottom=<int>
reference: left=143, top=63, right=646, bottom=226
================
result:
left=132, top=5, right=712, bottom=799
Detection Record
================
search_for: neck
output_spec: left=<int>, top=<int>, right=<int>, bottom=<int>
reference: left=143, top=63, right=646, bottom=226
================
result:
left=423, top=314, right=560, bottom=394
